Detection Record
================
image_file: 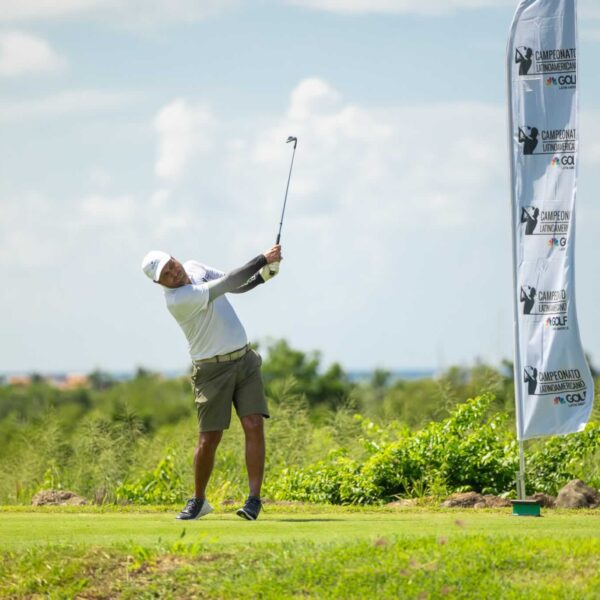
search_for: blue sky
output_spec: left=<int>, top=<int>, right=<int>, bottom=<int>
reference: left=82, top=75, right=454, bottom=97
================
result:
left=1, top=0, right=600, bottom=374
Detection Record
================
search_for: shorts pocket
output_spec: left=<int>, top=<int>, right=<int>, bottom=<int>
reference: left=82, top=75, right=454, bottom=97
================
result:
left=251, top=349, right=263, bottom=366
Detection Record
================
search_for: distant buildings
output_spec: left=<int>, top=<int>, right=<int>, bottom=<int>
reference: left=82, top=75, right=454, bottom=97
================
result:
left=4, top=373, right=90, bottom=389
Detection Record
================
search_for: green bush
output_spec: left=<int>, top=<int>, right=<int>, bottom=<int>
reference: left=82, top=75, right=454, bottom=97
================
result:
left=115, top=451, right=186, bottom=505
left=270, top=450, right=373, bottom=504
left=527, top=423, right=600, bottom=494
left=270, top=394, right=519, bottom=504
left=0, top=340, right=598, bottom=506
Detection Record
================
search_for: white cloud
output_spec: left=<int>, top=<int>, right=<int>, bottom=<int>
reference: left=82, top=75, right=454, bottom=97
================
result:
left=0, top=89, right=138, bottom=122
left=149, top=188, right=171, bottom=208
left=0, top=192, right=59, bottom=267
left=287, top=0, right=514, bottom=16
left=80, top=193, right=136, bottom=223
left=0, top=0, right=521, bottom=26
left=0, top=31, right=65, bottom=76
left=250, top=78, right=502, bottom=234
left=0, top=0, right=239, bottom=26
left=154, top=99, right=214, bottom=179
left=3, top=78, right=600, bottom=372
left=288, top=78, right=340, bottom=121
left=0, top=0, right=101, bottom=21
left=88, top=166, right=113, bottom=187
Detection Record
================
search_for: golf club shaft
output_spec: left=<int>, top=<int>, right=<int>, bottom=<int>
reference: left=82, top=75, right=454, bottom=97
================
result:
left=276, top=139, right=297, bottom=244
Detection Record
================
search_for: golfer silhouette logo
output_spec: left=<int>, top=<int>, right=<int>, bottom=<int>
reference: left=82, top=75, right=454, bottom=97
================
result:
left=518, top=126, right=539, bottom=155
left=515, top=46, right=533, bottom=75
left=520, top=206, right=539, bottom=235
left=523, top=367, right=538, bottom=395
left=520, top=286, right=536, bottom=315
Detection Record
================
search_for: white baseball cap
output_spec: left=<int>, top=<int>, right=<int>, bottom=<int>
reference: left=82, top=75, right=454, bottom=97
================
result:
left=141, top=250, right=170, bottom=282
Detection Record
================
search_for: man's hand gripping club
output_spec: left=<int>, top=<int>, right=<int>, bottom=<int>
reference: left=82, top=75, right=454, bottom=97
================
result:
left=261, top=245, right=282, bottom=282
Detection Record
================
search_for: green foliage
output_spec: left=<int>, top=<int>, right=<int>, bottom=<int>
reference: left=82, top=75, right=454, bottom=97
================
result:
left=0, top=382, right=91, bottom=424
left=88, top=369, right=117, bottom=391
left=271, top=450, right=370, bottom=504
left=270, top=395, right=519, bottom=503
left=261, top=339, right=353, bottom=408
left=526, top=423, right=600, bottom=494
left=115, top=451, right=186, bottom=505
left=0, top=339, right=599, bottom=506
left=364, top=395, right=518, bottom=499
left=358, top=363, right=515, bottom=428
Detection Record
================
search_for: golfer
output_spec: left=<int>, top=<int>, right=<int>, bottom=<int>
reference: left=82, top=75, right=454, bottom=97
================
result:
left=141, top=244, right=282, bottom=521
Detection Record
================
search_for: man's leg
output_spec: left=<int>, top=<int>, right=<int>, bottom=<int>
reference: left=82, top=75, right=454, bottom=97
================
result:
left=239, top=414, right=265, bottom=498
left=194, top=430, right=223, bottom=499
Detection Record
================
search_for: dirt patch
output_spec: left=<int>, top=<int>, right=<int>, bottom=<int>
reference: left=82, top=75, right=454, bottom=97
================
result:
left=386, top=499, right=418, bottom=508
left=31, top=489, right=87, bottom=506
left=441, top=492, right=511, bottom=508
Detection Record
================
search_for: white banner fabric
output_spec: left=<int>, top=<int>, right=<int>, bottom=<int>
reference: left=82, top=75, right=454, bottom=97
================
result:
left=507, top=0, right=594, bottom=440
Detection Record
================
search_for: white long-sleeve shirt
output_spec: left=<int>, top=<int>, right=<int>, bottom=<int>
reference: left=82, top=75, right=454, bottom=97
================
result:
left=164, top=261, right=248, bottom=360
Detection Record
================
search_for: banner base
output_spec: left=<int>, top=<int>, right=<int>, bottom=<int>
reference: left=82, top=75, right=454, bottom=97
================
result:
left=511, top=499, right=541, bottom=517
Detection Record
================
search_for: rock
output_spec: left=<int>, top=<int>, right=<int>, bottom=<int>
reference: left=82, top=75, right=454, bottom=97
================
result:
left=528, top=492, right=556, bottom=508
left=555, top=480, right=600, bottom=509
left=386, top=499, right=418, bottom=508
left=31, top=489, right=87, bottom=506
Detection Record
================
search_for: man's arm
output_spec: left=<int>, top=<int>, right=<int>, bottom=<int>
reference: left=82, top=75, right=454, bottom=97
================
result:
left=207, top=245, right=281, bottom=302
left=230, top=273, right=265, bottom=294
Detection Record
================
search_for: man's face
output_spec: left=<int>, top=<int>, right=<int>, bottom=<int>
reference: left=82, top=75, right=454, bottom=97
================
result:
left=158, top=258, right=188, bottom=288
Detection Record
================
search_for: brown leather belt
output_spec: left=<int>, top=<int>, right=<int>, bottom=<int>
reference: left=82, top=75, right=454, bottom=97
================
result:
left=193, top=344, right=250, bottom=365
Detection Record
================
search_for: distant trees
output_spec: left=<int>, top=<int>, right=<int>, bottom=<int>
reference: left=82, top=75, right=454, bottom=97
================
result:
left=88, top=370, right=117, bottom=391
left=260, top=339, right=353, bottom=409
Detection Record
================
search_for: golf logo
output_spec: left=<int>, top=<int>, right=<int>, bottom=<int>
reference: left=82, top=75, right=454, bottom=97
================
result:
left=518, top=126, right=539, bottom=154
left=545, top=74, right=576, bottom=89
left=520, top=206, right=570, bottom=250
left=550, top=154, right=575, bottom=169
left=523, top=366, right=587, bottom=404
left=515, top=45, right=576, bottom=81
left=520, top=205, right=539, bottom=235
left=553, top=394, right=586, bottom=406
left=519, top=285, right=568, bottom=329
left=517, top=125, right=576, bottom=167
left=515, top=46, right=534, bottom=75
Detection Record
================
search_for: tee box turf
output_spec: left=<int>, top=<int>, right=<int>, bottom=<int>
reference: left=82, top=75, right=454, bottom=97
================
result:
left=511, top=499, right=541, bottom=517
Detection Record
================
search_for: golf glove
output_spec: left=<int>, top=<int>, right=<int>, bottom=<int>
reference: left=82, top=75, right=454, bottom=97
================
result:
left=261, top=262, right=279, bottom=281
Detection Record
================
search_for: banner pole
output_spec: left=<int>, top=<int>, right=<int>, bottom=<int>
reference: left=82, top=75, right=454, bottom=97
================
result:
left=517, top=440, right=526, bottom=500
left=506, top=1, right=527, bottom=499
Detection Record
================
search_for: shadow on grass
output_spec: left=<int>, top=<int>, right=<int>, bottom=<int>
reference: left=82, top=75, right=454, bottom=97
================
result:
left=267, top=517, right=412, bottom=522
left=270, top=518, right=344, bottom=522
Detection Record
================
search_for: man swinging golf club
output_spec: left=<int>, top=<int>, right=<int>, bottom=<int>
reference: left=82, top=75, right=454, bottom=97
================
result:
left=141, top=244, right=282, bottom=520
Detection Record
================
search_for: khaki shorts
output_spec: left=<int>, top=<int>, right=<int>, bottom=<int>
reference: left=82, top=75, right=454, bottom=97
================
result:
left=191, top=349, right=269, bottom=432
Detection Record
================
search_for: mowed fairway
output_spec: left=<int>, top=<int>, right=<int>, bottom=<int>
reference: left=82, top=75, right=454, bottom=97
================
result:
left=1, top=507, right=599, bottom=599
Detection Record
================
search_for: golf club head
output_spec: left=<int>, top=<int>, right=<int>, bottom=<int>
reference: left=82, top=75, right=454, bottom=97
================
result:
left=286, top=136, right=298, bottom=148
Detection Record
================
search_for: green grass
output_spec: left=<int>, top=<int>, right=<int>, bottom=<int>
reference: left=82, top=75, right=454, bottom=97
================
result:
left=1, top=506, right=599, bottom=598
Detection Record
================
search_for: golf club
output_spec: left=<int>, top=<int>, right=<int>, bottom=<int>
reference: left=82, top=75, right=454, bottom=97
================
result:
left=276, top=136, right=298, bottom=245
left=269, top=136, right=297, bottom=276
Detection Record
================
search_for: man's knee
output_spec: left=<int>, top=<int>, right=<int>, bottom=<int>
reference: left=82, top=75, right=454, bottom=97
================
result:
left=198, top=430, right=223, bottom=451
left=240, top=414, right=264, bottom=434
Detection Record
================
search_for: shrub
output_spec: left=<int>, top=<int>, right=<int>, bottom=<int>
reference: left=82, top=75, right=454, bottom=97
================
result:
left=115, top=451, right=186, bottom=505
left=270, top=394, right=519, bottom=504
left=527, top=422, right=600, bottom=494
